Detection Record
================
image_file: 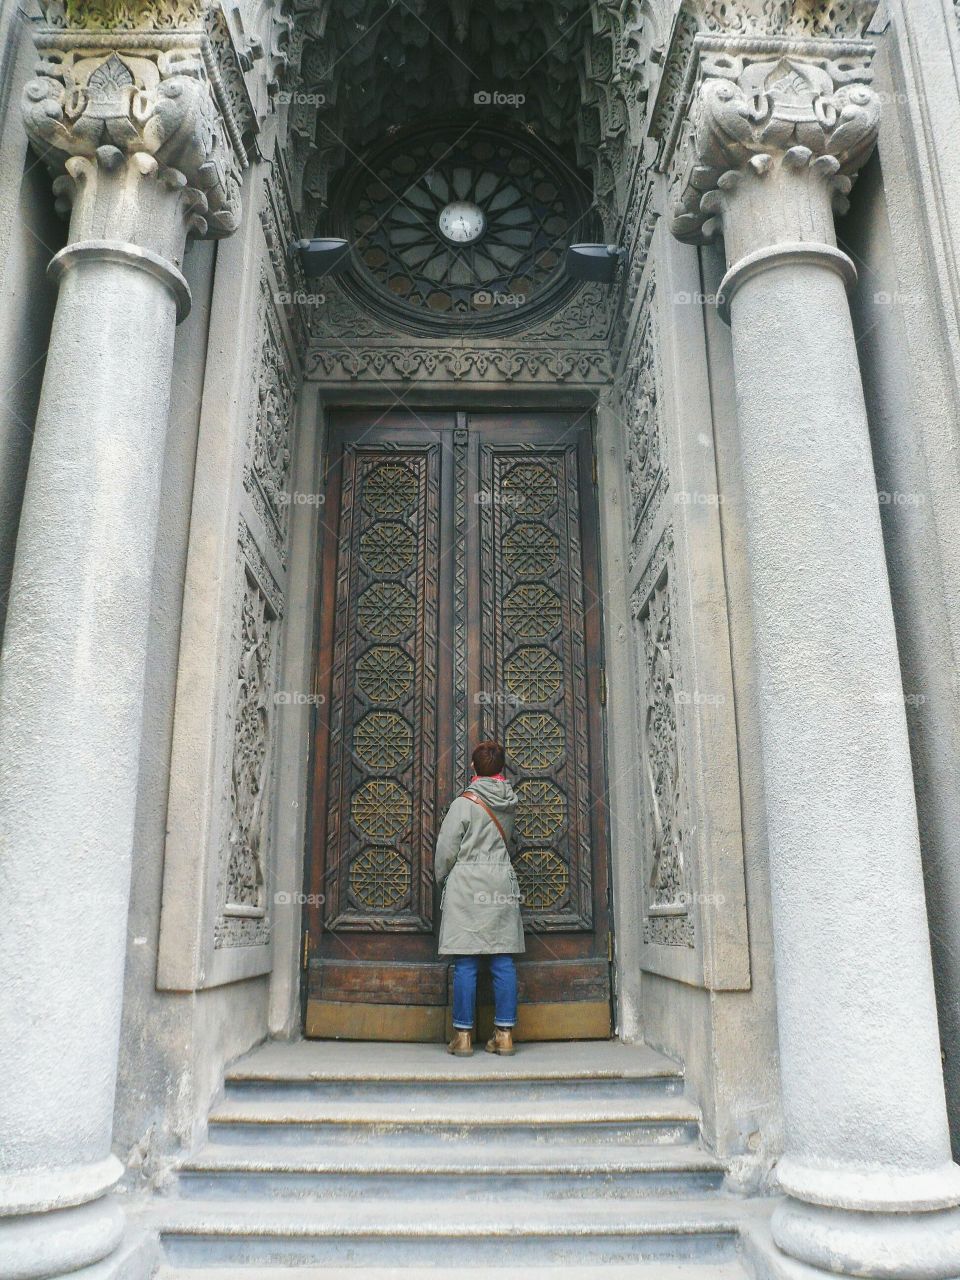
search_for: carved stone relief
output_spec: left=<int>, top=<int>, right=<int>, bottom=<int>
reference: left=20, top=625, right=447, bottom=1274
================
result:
left=666, top=39, right=881, bottom=243
left=305, top=279, right=613, bottom=386
left=39, top=0, right=209, bottom=28
left=691, top=0, right=877, bottom=38
left=22, top=19, right=246, bottom=238
left=244, top=268, right=295, bottom=557
left=621, top=275, right=668, bottom=567
left=216, top=520, right=284, bottom=949
left=632, top=527, right=694, bottom=948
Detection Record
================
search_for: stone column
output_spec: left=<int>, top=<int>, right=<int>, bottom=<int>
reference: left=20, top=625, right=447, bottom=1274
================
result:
left=0, top=8, right=242, bottom=1277
left=670, top=34, right=960, bottom=1279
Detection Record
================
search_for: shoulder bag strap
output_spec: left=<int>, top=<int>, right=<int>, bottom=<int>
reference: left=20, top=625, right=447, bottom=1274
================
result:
left=462, top=790, right=509, bottom=847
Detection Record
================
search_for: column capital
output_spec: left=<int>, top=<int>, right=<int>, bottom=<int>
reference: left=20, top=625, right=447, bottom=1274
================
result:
left=21, top=4, right=246, bottom=243
left=668, top=36, right=881, bottom=246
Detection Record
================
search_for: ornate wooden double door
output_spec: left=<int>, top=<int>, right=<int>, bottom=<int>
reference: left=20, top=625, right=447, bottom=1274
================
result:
left=306, top=410, right=611, bottom=1040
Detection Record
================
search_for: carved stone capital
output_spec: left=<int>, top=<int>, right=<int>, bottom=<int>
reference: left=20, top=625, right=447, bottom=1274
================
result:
left=687, top=0, right=879, bottom=40
left=37, top=1, right=210, bottom=30
left=22, top=14, right=245, bottom=243
left=669, top=38, right=880, bottom=246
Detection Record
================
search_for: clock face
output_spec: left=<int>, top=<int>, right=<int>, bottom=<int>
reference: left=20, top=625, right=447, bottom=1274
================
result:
left=437, top=201, right=486, bottom=245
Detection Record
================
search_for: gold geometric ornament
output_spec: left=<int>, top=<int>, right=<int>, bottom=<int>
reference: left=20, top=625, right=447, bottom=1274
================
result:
left=503, top=584, right=562, bottom=638
left=502, top=522, right=558, bottom=575
left=363, top=463, right=418, bottom=515
left=514, top=847, right=569, bottom=911
left=501, top=462, right=557, bottom=516
left=351, top=779, right=412, bottom=840
left=354, top=711, right=413, bottom=770
left=350, top=846, right=411, bottom=910
left=505, top=646, right=562, bottom=703
left=506, top=712, right=565, bottom=769
left=514, top=777, right=566, bottom=840
left=357, top=583, right=416, bottom=638
left=356, top=645, right=413, bottom=703
left=360, top=520, right=416, bottom=574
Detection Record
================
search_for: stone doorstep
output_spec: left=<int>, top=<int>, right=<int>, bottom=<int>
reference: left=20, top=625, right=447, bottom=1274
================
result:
left=206, top=1094, right=701, bottom=1126
left=155, top=1265, right=753, bottom=1280
left=178, top=1140, right=725, bottom=1177
left=141, top=1193, right=741, bottom=1237
left=223, top=1039, right=682, bottom=1084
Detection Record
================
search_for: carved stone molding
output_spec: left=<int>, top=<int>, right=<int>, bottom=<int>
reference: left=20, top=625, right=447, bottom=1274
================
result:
left=244, top=266, right=295, bottom=561
left=208, top=1, right=298, bottom=155
left=579, top=1, right=671, bottom=218
left=665, top=36, right=880, bottom=244
left=216, top=518, right=283, bottom=950
left=306, top=277, right=613, bottom=387
left=22, top=11, right=247, bottom=240
left=631, top=524, right=694, bottom=949
left=306, top=345, right=611, bottom=387
left=39, top=0, right=209, bottom=29
left=620, top=274, right=668, bottom=568
left=689, top=0, right=878, bottom=39
left=259, top=165, right=307, bottom=351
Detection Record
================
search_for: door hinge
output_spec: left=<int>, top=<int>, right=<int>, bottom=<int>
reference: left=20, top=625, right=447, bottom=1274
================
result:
left=608, top=932, right=614, bottom=963
left=599, top=666, right=607, bottom=706
left=302, top=932, right=310, bottom=970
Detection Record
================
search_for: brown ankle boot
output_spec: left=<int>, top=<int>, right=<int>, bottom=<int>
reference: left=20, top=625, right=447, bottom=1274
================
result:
left=447, top=1029, right=473, bottom=1056
left=485, top=1026, right=516, bottom=1055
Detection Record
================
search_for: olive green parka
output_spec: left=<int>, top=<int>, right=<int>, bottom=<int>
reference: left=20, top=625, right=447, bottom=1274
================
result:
left=435, top=776, right=525, bottom=956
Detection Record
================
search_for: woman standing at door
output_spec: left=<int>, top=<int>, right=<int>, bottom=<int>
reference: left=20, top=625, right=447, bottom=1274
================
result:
left=435, top=740, right=525, bottom=1055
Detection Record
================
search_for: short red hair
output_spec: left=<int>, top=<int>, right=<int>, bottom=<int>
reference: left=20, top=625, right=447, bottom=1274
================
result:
left=472, top=740, right=505, bottom=777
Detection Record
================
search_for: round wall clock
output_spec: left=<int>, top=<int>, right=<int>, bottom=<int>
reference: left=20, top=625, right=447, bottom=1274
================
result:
left=437, top=200, right=487, bottom=245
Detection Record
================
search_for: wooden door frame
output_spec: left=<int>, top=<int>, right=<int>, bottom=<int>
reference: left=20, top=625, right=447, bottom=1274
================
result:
left=301, top=405, right=613, bottom=1039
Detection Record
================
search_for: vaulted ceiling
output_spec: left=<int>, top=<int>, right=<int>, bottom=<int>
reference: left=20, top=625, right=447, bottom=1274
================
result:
left=278, top=0, right=880, bottom=234
left=297, top=0, right=590, bottom=147
left=285, top=0, right=600, bottom=232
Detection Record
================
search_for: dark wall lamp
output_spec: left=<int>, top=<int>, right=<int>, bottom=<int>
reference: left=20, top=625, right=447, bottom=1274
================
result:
left=564, top=243, right=626, bottom=284
left=289, top=237, right=351, bottom=279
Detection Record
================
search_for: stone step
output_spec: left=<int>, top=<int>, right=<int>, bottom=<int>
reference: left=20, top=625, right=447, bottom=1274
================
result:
left=176, top=1140, right=725, bottom=1200
left=157, top=1263, right=752, bottom=1279
left=206, top=1093, right=701, bottom=1148
left=222, top=1041, right=684, bottom=1106
left=226, top=1040, right=680, bottom=1082
left=149, top=1195, right=741, bottom=1267
left=223, top=1076, right=682, bottom=1105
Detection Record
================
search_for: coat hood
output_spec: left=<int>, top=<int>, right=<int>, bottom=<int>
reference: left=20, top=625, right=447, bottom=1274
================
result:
left=466, top=776, right=517, bottom=812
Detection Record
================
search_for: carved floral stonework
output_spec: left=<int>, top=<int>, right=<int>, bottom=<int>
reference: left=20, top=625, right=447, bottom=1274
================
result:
left=305, top=281, right=613, bottom=387
left=579, top=0, right=671, bottom=214
left=692, top=0, right=878, bottom=38
left=41, top=0, right=209, bottom=28
left=216, top=521, right=283, bottom=949
left=22, top=19, right=246, bottom=237
left=307, top=346, right=611, bottom=387
left=244, top=269, right=295, bottom=557
left=667, top=38, right=881, bottom=242
left=621, top=277, right=667, bottom=568
left=632, top=528, right=694, bottom=949
left=259, top=165, right=307, bottom=351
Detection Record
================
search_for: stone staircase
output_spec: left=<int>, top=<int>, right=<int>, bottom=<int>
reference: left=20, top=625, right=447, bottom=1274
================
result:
left=146, top=1039, right=758, bottom=1277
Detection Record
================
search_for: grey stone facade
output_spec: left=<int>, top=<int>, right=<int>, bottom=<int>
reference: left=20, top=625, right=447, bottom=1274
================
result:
left=2, top=1, right=960, bottom=1276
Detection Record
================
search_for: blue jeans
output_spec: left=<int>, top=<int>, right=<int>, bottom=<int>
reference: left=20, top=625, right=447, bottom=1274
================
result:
left=452, top=954, right=518, bottom=1029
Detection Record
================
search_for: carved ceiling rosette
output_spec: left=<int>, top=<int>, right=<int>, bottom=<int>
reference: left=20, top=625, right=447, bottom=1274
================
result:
left=23, top=0, right=247, bottom=243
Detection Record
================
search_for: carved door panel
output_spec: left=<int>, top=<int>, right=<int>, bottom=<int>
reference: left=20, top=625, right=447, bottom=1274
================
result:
left=306, top=411, right=610, bottom=1041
